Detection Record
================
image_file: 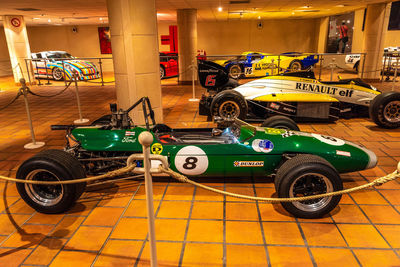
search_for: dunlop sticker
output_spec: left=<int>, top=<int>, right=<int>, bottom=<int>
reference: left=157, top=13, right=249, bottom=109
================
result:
left=234, top=161, right=264, bottom=167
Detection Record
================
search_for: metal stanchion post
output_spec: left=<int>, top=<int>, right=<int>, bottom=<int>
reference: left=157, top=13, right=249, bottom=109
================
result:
left=361, top=54, right=366, bottom=79
left=45, top=59, right=51, bottom=85
left=34, top=60, right=42, bottom=86
left=73, top=73, right=89, bottom=124
left=189, top=60, right=199, bottom=102
left=138, top=131, right=158, bottom=267
left=382, top=54, right=387, bottom=82
left=20, top=78, right=45, bottom=149
left=392, top=59, right=399, bottom=91
left=278, top=55, right=281, bottom=75
left=62, top=60, right=67, bottom=87
left=319, top=55, right=323, bottom=81
left=329, top=58, right=336, bottom=81
left=99, top=58, right=104, bottom=86
left=25, top=59, right=32, bottom=86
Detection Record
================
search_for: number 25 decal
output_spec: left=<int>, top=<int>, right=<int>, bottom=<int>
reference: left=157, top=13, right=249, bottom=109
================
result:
left=205, top=75, right=216, bottom=86
left=175, top=146, right=209, bottom=175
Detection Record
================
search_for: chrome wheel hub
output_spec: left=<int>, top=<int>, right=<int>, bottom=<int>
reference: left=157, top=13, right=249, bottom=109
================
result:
left=289, top=173, right=332, bottom=212
left=25, top=169, right=64, bottom=206
left=384, top=101, right=400, bottom=123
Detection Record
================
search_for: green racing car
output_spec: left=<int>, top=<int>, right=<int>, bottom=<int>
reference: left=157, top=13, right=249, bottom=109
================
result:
left=16, top=97, right=377, bottom=218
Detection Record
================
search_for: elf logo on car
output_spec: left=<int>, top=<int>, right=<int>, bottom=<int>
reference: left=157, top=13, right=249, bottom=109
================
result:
left=205, top=75, right=216, bottom=86
left=252, top=139, right=274, bottom=153
left=311, top=134, right=345, bottom=146
left=295, top=82, right=354, bottom=98
left=175, top=146, right=209, bottom=175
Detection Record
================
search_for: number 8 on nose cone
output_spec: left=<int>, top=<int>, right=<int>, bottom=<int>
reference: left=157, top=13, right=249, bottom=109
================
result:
left=174, top=146, right=209, bottom=175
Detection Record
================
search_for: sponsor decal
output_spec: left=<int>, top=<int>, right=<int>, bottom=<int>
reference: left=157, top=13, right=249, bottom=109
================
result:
left=234, top=161, right=264, bottom=167
left=295, top=82, right=354, bottom=98
left=125, top=131, right=136, bottom=136
left=281, top=131, right=296, bottom=138
left=151, top=143, right=163, bottom=154
left=205, top=75, right=216, bottom=86
left=283, top=106, right=296, bottom=113
left=265, top=128, right=286, bottom=135
left=175, top=146, right=208, bottom=175
left=336, top=150, right=351, bottom=157
left=252, top=139, right=274, bottom=153
left=270, top=102, right=280, bottom=110
left=122, top=137, right=136, bottom=143
left=311, top=133, right=345, bottom=146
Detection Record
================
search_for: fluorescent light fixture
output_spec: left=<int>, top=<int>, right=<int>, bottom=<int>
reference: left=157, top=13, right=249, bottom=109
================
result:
left=218, top=6, right=223, bottom=12
left=47, top=19, right=51, bottom=22
left=335, top=4, right=345, bottom=7
left=257, top=16, right=261, bottom=19
left=99, top=17, right=103, bottom=20
left=32, top=17, right=40, bottom=20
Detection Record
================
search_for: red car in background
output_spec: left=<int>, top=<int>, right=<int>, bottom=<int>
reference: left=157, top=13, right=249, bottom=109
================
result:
left=160, top=52, right=178, bottom=79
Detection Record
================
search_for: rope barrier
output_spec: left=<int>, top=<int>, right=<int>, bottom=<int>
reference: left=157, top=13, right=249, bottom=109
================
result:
left=0, top=164, right=136, bottom=185
left=0, top=91, right=22, bottom=111
left=27, top=80, right=73, bottom=98
left=1, top=156, right=399, bottom=203
left=159, top=164, right=400, bottom=202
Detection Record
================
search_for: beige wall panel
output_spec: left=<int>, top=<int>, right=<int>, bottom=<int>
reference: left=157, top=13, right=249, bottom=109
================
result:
left=385, top=30, right=400, bottom=47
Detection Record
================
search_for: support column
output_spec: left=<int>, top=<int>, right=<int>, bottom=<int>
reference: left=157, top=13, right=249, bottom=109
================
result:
left=316, top=17, right=329, bottom=54
left=106, top=0, right=163, bottom=123
left=3, top=15, right=32, bottom=83
left=362, top=2, right=391, bottom=81
left=177, top=9, right=197, bottom=84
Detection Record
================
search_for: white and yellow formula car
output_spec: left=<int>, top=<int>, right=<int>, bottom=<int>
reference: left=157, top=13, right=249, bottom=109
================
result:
left=198, top=60, right=400, bottom=129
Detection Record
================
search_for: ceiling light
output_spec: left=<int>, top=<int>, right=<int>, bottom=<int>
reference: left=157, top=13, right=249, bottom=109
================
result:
left=48, top=19, right=51, bottom=22
left=218, top=6, right=223, bottom=12
left=335, top=4, right=345, bottom=7
left=292, top=11, right=295, bottom=15
left=301, top=5, right=311, bottom=8
left=257, top=16, right=261, bottom=19
left=99, top=17, right=103, bottom=20
left=32, top=18, right=40, bottom=20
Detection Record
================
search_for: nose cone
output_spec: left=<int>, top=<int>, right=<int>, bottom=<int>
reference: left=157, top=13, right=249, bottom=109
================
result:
left=346, top=140, right=377, bottom=170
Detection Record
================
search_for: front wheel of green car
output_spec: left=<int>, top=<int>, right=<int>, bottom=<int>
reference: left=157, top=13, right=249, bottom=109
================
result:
left=275, top=154, right=342, bottom=218
left=16, top=150, right=86, bottom=214
left=261, top=115, right=299, bottom=131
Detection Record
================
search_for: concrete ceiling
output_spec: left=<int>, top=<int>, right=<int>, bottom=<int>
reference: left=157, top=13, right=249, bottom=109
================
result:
left=0, top=0, right=392, bottom=26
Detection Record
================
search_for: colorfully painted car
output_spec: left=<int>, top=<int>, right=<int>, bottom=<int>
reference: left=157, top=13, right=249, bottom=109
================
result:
left=214, top=51, right=319, bottom=79
left=198, top=60, right=400, bottom=129
left=31, top=51, right=100, bottom=81
left=16, top=97, right=377, bottom=218
left=160, top=52, right=178, bottom=79
left=345, top=47, right=400, bottom=73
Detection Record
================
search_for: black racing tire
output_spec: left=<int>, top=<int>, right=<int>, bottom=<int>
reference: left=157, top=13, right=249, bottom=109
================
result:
left=289, top=60, right=303, bottom=72
left=210, top=90, right=248, bottom=120
left=274, top=154, right=342, bottom=219
left=261, top=115, right=299, bottom=131
left=228, top=64, right=242, bottom=79
left=91, top=114, right=112, bottom=126
left=16, top=149, right=86, bottom=214
left=52, top=67, right=64, bottom=81
left=160, top=65, right=165, bottom=79
left=354, top=61, right=359, bottom=72
left=369, top=91, right=400, bottom=129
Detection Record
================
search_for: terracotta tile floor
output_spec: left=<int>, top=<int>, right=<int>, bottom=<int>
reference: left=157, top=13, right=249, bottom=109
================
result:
left=0, top=75, right=399, bottom=266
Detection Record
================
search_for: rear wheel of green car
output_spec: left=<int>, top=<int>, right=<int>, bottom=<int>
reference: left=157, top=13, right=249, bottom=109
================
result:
left=16, top=150, right=86, bottom=214
left=274, top=154, right=342, bottom=218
